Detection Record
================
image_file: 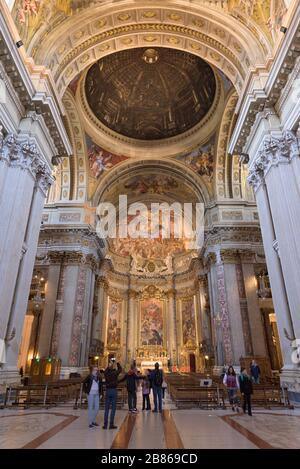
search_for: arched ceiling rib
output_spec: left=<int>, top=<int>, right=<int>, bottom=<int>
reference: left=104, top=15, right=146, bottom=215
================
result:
left=12, top=1, right=273, bottom=99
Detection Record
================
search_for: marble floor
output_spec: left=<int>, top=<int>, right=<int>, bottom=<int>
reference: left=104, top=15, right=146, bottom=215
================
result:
left=0, top=393, right=299, bottom=449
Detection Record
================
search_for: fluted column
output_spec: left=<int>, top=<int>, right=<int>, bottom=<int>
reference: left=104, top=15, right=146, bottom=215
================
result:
left=0, top=133, right=53, bottom=379
left=248, top=131, right=299, bottom=366
left=247, top=127, right=300, bottom=402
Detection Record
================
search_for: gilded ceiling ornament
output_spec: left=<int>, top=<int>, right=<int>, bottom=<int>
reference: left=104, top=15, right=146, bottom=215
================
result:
left=142, top=11, right=157, bottom=19
left=80, top=54, right=90, bottom=64
left=214, top=28, right=226, bottom=39
left=98, top=44, right=110, bottom=52
left=190, top=42, right=202, bottom=51
left=58, top=44, right=66, bottom=55
left=144, top=36, right=157, bottom=42
left=65, top=67, right=74, bottom=78
left=168, top=13, right=182, bottom=21
left=74, top=30, right=84, bottom=40
left=167, top=36, right=180, bottom=45
left=117, top=13, right=131, bottom=21
left=121, top=37, right=133, bottom=45
left=233, top=42, right=242, bottom=53
left=96, top=19, right=107, bottom=28
left=210, top=51, right=221, bottom=62
left=55, top=24, right=245, bottom=84
left=227, top=65, right=236, bottom=75
left=193, top=18, right=205, bottom=28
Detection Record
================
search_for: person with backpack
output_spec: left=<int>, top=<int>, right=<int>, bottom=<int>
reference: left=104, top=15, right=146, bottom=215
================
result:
left=239, top=367, right=253, bottom=416
left=150, top=362, right=164, bottom=413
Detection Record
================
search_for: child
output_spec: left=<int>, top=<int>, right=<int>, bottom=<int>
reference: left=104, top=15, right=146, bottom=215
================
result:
left=142, top=371, right=151, bottom=411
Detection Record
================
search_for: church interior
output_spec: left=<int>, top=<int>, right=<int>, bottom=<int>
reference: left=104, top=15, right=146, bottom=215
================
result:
left=0, top=0, right=300, bottom=450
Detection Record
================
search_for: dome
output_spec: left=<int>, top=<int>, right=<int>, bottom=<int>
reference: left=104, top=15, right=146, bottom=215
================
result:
left=85, top=47, right=216, bottom=141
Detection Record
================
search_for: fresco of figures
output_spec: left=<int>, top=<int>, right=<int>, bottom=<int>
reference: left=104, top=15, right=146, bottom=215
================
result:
left=181, top=298, right=197, bottom=347
left=86, top=135, right=128, bottom=179
left=107, top=300, right=122, bottom=348
left=176, top=136, right=215, bottom=183
left=123, top=175, right=179, bottom=196
left=140, top=299, right=164, bottom=346
left=110, top=210, right=193, bottom=259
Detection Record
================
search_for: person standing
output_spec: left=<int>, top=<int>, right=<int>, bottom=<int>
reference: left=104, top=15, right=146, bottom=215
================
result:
left=250, top=360, right=261, bottom=384
left=83, top=366, right=103, bottom=428
left=239, top=367, right=253, bottom=416
left=223, top=365, right=239, bottom=412
left=150, top=363, right=164, bottom=413
left=103, top=359, right=122, bottom=429
left=142, top=370, right=151, bottom=411
left=119, top=365, right=143, bottom=413
left=162, top=378, right=168, bottom=400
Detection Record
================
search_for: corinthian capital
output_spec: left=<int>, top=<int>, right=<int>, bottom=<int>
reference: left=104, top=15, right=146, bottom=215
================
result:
left=248, top=130, right=299, bottom=191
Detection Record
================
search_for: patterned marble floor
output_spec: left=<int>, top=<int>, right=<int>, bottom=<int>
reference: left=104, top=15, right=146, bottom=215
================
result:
left=1, top=393, right=299, bottom=449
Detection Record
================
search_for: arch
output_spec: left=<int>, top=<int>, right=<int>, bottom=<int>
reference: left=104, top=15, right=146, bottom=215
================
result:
left=92, top=157, right=211, bottom=208
left=62, top=89, right=89, bottom=202
left=214, top=90, right=239, bottom=200
left=21, top=2, right=272, bottom=98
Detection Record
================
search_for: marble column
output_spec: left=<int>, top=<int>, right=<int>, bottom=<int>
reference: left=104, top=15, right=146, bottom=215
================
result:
left=241, top=255, right=267, bottom=357
left=167, top=288, right=177, bottom=366
left=248, top=135, right=297, bottom=369
left=207, top=261, right=225, bottom=367
left=248, top=130, right=300, bottom=401
left=0, top=135, right=53, bottom=383
left=198, top=275, right=213, bottom=357
left=53, top=253, right=97, bottom=377
left=126, top=290, right=137, bottom=365
left=37, top=252, right=64, bottom=358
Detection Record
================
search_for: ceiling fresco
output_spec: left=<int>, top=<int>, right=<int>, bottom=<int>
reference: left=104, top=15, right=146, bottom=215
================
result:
left=85, top=134, right=128, bottom=179
left=12, top=1, right=286, bottom=50
left=109, top=212, right=193, bottom=260
left=85, top=47, right=216, bottom=141
left=175, top=135, right=216, bottom=187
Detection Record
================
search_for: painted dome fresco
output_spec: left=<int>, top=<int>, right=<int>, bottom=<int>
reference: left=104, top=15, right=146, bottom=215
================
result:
left=85, top=47, right=216, bottom=141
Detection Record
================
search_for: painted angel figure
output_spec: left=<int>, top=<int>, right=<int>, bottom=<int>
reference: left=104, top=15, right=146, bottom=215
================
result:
left=90, top=149, right=113, bottom=178
left=18, top=0, right=39, bottom=24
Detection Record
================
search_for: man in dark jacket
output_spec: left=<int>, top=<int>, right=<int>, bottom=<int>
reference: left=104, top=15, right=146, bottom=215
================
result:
left=83, top=367, right=103, bottom=428
left=119, top=366, right=143, bottom=413
left=239, top=368, right=253, bottom=416
left=103, top=359, right=122, bottom=429
left=150, top=362, right=164, bottom=413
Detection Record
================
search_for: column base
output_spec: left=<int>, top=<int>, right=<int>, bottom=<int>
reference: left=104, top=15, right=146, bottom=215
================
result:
left=60, top=366, right=89, bottom=380
left=280, top=366, right=300, bottom=406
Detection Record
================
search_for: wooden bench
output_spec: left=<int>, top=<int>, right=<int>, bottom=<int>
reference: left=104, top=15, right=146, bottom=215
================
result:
left=3, top=378, right=83, bottom=409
